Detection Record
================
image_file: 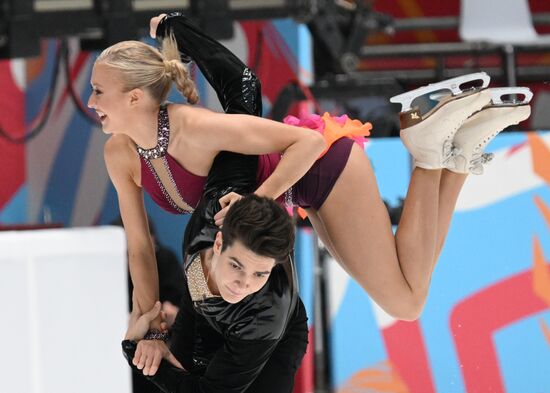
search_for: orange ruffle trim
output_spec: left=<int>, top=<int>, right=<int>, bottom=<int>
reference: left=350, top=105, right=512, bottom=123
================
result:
left=284, top=112, right=372, bottom=157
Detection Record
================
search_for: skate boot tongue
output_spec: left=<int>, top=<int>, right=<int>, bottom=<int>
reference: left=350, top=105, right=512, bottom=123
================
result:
left=442, top=146, right=462, bottom=170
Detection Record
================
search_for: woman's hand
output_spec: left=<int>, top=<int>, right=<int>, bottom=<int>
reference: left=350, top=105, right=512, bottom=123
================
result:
left=214, top=192, right=243, bottom=227
left=133, top=339, right=184, bottom=376
left=150, top=13, right=167, bottom=39
left=125, top=301, right=162, bottom=342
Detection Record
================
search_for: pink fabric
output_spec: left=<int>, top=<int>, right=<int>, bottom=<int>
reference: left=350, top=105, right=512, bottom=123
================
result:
left=141, top=152, right=284, bottom=214
left=140, top=154, right=206, bottom=214
left=256, top=153, right=285, bottom=204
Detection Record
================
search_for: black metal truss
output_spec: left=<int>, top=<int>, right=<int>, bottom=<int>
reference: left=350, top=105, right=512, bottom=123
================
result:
left=0, top=0, right=315, bottom=57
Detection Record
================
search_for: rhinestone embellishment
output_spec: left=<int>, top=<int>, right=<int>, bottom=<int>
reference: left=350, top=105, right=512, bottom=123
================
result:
left=284, top=186, right=294, bottom=207
left=143, top=159, right=189, bottom=214
left=187, top=254, right=216, bottom=302
left=136, top=106, right=170, bottom=160
left=137, top=105, right=194, bottom=214
left=162, top=156, right=194, bottom=213
left=281, top=152, right=295, bottom=207
left=242, top=68, right=258, bottom=115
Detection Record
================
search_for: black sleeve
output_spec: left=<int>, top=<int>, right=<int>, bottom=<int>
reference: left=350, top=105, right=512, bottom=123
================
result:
left=122, top=336, right=279, bottom=393
left=122, top=340, right=199, bottom=392
left=156, top=12, right=262, bottom=117
left=156, top=247, right=185, bottom=305
left=168, top=288, right=196, bottom=371
left=197, top=337, right=279, bottom=392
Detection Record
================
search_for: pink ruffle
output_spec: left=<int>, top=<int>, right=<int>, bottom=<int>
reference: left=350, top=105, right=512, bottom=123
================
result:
left=283, top=112, right=371, bottom=156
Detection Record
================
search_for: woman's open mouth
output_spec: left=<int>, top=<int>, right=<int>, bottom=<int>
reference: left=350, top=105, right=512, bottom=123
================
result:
left=96, top=111, right=107, bottom=122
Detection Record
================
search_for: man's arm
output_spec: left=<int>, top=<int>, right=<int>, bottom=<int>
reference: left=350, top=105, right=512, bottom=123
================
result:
left=122, top=336, right=279, bottom=393
left=123, top=290, right=283, bottom=392
left=130, top=280, right=196, bottom=376
left=167, top=284, right=196, bottom=371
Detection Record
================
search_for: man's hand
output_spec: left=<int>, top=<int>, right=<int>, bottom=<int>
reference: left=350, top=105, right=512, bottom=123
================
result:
left=214, top=192, right=243, bottom=227
left=125, top=301, right=162, bottom=341
left=150, top=13, right=167, bottom=39
left=133, top=340, right=184, bottom=376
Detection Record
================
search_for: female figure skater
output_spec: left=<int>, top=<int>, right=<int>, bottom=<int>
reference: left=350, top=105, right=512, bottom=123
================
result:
left=88, top=12, right=531, bottom=324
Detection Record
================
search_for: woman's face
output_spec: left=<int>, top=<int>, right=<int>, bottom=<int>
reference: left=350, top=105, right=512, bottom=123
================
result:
left=88, top=63, right=131, bottom=134
left=210, top=232, right=276, bottom=304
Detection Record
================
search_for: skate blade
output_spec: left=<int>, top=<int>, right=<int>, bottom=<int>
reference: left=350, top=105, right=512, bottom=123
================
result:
left=488, top=87, right=533, bottom=106
left=398, top=88, right=491, bottom=131
left=390, top=72, right=491, bottom=112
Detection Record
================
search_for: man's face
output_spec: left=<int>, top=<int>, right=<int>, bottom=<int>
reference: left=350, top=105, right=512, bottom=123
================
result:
left=211, top=232, right=276, bottom=304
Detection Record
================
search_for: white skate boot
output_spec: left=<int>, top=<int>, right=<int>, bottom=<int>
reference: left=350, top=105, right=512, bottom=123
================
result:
left=448, top=87, right=532, bottom=175
left=390, top=72, right=492, bottom=170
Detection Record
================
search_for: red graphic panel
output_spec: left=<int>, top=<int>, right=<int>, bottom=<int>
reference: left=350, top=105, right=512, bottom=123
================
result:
left=382, top=320, right=436, bottom=393
left=241, top=22, right=302, bottom=111
left=0, top=60, right=25, bottom=210
left=451, top=269, right=549, bottom=393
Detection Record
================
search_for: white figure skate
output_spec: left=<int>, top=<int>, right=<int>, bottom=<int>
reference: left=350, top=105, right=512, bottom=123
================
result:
left=390, top=73, right=492, bottom=170
left=448, top=87, right=533, bottom=175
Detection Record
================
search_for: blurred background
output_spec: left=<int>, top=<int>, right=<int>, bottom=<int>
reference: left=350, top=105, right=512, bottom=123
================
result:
left=1, top=1, right=550, bottom=392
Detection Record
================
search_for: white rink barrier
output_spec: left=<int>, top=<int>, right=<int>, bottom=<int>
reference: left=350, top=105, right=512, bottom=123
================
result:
left=0, top=226, right=131, bottom=393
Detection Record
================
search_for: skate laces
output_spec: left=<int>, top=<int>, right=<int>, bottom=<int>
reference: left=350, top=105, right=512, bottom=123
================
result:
left=469, top=150, right=494, bottom=175
left=468, top=127, right=500, bottom=174
left=442, top=140, right=461, bottom=168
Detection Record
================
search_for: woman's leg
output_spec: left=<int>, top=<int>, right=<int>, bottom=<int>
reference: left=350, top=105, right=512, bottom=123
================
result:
left=305, top=208, right=343, bottom=264
left=159, top=13, right=262, bottom=116
left=313, top=144, right=457, bottom=320
left=310, top=89, right=506, bottom=320
left=433, top=170, right=467, bottom=261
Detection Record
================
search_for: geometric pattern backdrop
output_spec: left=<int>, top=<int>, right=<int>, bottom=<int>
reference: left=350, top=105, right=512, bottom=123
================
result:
left=329, top=132, right=550, bottom=393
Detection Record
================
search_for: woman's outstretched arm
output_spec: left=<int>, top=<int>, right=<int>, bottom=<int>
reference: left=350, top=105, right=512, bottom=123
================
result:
left=104, top=134, right=162, bottom=329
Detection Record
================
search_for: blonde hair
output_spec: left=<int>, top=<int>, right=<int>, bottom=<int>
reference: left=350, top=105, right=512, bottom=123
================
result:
left=95, top=34, right=199, bottom=105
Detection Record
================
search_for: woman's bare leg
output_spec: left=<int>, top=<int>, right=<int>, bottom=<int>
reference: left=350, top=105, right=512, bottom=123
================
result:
left=395, top=168, right=467, bottom=301
left=306, top=208, right=343, bottom=266
left=310, top=168, right=465, bottom=264
left=313, top=144, right=466, bottom=320
left=433, top=170, right=467, bottom=261
left=309, top=87, right=528, bottom=320
left=394, top=166, right=442, bottom=297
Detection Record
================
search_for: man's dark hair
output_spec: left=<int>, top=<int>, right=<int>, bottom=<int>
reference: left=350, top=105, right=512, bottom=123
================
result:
left=221, top=195, right=294, bottom=263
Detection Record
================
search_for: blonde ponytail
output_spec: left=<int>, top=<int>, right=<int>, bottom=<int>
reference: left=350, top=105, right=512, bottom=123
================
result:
left=161, top=33, right=199, bottom=104
left=95, top=37, right=199, bottom=105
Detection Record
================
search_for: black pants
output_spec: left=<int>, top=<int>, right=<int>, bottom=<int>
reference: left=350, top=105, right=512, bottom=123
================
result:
left=156, top=11, right=262, bottom=117
left=245, top=300, right=308, bottom=393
